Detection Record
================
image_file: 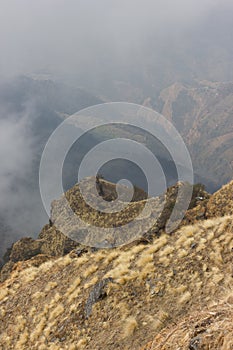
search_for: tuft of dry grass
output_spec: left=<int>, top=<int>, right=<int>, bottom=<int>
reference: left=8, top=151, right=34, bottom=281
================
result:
left=122, top=316, right=138, bottom=338
left=82, top=265, right=98, bottom=278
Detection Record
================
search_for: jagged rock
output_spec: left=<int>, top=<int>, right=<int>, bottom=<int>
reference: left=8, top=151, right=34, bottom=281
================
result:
left=0, top=225, right=79, bottom=281
left=0, top=260, right=14, bottom=282
left=0, top=236, right=50, bottom=282
left=0, top=178, right=212, bottom=277
left=95, top=177, right=148, bottom=202
left=147, top=182, right=210, bottom=235
left=39, top=224, right=80, bottom=256
left=206, top=180, right=233, bottom=218
left=85, top=277, right=114, bottom=319
left=38, top=225, right=66, bottom=256
left=9, top=237, right=44, bottom=263
left=0, top=254, right=51, bottom=282
left=50, top=178, right=211, bottom=247
left=182, top=202, right=208, bottom=226
left=189, top=336, right=201, bottom=350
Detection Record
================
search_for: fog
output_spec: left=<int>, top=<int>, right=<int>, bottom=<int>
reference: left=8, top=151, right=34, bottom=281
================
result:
left=0, top=0, right=233, bottom=257
left=0, top=98, right=48, bottom=257
left=0, top=0, right=233, bottom=87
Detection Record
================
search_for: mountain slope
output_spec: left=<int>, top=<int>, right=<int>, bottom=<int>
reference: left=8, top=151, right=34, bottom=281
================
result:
left=157, top=80, right=233, bottom=191
left=0, top=214, right=232, bottom=349
left=0, top=179, right=232, bottom=349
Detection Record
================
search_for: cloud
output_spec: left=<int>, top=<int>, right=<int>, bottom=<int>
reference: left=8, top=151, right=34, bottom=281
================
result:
left=0, top=103, right=47, bottom=255
left=0, top=0, right=232, bottom=80
left=0, top=116, right=32, bottom=190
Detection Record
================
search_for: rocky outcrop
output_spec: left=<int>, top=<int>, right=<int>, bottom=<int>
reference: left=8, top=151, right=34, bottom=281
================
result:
left=206, top=180, right=233, bottom=218
left=0, top=226, right=80, bottom=282
left=1, top=237, right=48, bottom=282
left=85, top=277, right=114, bottom=319
left=0, top=178, right=211, bottom=281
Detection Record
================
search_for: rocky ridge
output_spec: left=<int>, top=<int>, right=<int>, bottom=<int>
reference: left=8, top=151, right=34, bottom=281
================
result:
left=0, top=178, right=209, bottom=281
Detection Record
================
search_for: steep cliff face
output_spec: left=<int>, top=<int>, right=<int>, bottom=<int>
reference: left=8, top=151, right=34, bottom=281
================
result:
left=158, top=81, right=233, bottom=190
left=0, top=178, right=232, bottom=349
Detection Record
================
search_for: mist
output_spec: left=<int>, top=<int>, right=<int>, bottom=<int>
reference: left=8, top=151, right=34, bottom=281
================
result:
left=0, top=100, right=49, bottom=257
left=0, top=0, right=233, bottom=88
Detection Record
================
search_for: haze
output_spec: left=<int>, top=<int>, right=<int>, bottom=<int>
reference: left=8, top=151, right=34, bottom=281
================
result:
left=0, top=0, right=233, bottom=89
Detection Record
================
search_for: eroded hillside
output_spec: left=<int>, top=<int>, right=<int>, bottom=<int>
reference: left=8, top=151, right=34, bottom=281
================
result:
left=158, top=81, right=233, bottom=190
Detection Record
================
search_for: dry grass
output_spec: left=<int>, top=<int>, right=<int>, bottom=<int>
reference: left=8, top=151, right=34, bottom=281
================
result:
left=142, top=294, right=233, bottom=350
left=0, top=215, right=232, bottom=350
left=122, top=316, right=138, bottom=338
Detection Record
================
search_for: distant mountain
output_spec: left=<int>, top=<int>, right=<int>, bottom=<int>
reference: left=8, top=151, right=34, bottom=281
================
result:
left=155, top=80, right=233, bottom=191
left=0, top=75, right=102, bottom=115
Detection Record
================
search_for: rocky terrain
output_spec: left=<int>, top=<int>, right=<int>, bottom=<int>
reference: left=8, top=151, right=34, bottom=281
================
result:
left=0, top=178, right=232, bottom=349
left=0, top=178, right=209, bottom=281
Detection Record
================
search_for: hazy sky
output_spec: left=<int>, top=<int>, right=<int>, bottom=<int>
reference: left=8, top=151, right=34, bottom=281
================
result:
left=0, top=0, right=232, bottom=80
